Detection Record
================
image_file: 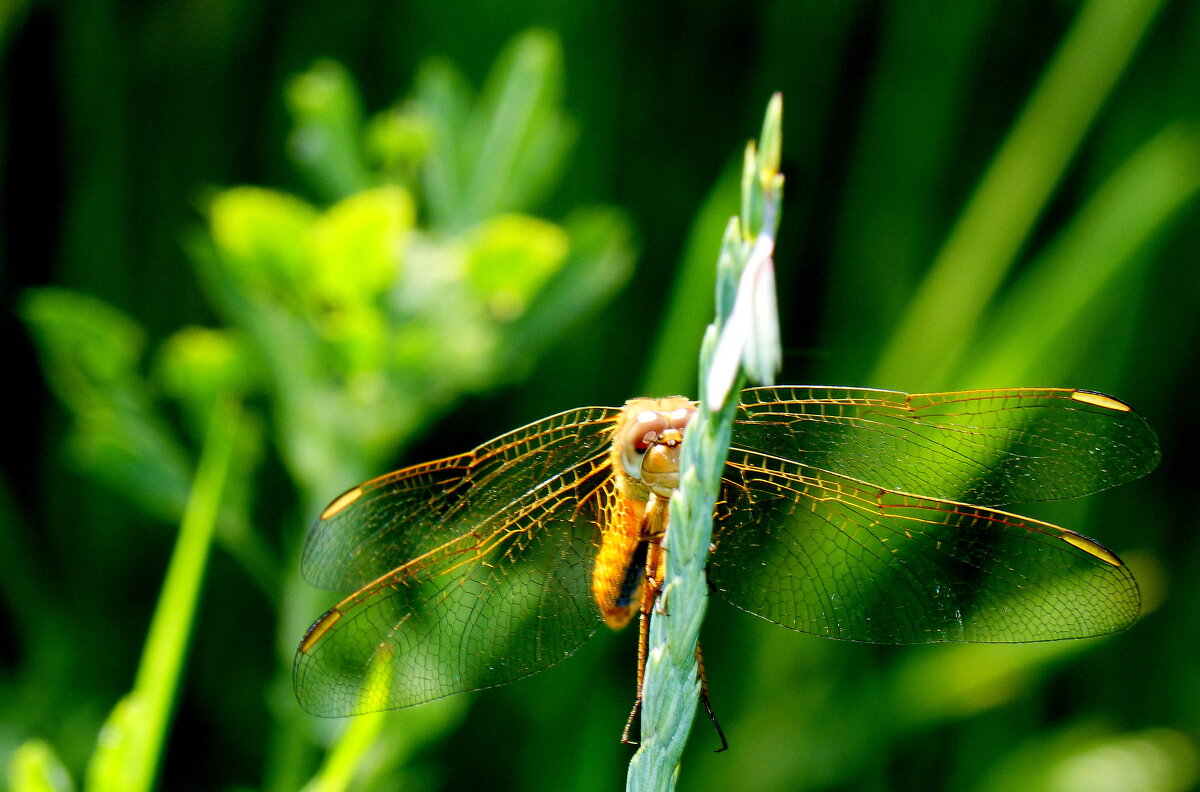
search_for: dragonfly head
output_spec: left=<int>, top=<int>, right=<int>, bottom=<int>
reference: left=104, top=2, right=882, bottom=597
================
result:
left=615, top=397, right=697, bottom=497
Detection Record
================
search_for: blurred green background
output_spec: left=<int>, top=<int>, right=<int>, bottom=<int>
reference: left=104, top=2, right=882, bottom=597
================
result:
left=3, top=1, right=1199, bottom=790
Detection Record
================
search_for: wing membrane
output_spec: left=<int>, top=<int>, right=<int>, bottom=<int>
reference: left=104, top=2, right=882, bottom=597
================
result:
left=732, top=386, right=1159, bottom=506
left=709, top=447, right=1140, bottom=644
left=294, top=408, right=621, bottom=716
left=301, top=407, right=622, bottom=590
left=295, top=388, right=1155, bottom=713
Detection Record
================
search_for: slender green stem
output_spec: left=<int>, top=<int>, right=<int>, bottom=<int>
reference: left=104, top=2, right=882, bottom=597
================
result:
left=626, top=94, right=783, bottom=792
left=625, top=361, right=741, bottom=792
left=8, top=739, right=74, bottom=792
left=85, top=397, right=242, bottom=792
left=300, top=712, right=385, bottom=792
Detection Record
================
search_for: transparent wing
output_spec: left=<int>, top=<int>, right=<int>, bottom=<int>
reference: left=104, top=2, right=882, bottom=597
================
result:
left=294, top=407, right=621, bottom=716
left=709, top=448, right=1140, bottom=644
left=732, top=386, right=1159, bottom=506
left=301, top=407, right=622, bottom=590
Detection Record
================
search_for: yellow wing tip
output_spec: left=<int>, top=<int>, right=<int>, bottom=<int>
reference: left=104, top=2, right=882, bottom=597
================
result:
left=321, top=487, right=364, bottom=520
left=1070, top=390, right=1132, bottom=413
left=1060, top=532, right=1123, bottom=567
left=299, top=609, right=343, bottom=654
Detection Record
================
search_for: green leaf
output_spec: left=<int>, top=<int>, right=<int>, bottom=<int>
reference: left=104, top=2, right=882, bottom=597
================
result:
left=85, top=693, right=144, bottom=792
left=157, top=326, right=258, bottom=430
left=86, top=399, right=243, bottom=792
left=465, top=213, right=569, bottom=321
left=365, top=106, right=435, bottom=179
left=462, top=29, right=574, bottom=225
left=208, top=187, right=319, bottom=300
left=958, top=123, right=1200, bottom=387
left=871, top=0, right=1169, bottom=390
left=21, top=287, right=144, bottom=395
left=506, top=207, right=635, bottom=362
left=311, top=186, right=415, bottom=307
left=411, top=30, right=575, bottom=231
left=20, top=289, right=192, bottom=521
left=411, top=59, right=475, bottom=228
left=7, top=739, right=75, bottom=792
left=287, top=59, right=374, bottom=200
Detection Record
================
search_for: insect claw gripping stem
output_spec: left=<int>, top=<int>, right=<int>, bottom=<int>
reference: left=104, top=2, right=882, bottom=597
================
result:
left=696, top=643, right=728, bottom=753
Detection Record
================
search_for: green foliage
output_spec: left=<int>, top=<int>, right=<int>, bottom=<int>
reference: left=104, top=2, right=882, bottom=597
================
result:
left=186, top=35, right=630, bottom=498
left=4, top=4, right=1199, bottom=792
left=21, top=289, right=194, bottom=522
left=871, top=0, right=1183, bottom=391
left=7, top=740, right=74, bottom=792
left=8, top=29, right=632, bottom=792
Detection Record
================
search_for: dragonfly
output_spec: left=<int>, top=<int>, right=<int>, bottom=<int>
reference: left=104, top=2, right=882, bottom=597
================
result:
left=294, top=386, right=1158, bottom=731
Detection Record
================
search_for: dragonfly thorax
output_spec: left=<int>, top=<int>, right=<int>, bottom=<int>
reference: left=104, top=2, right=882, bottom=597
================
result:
left=613, top=397, right=697, bottom=497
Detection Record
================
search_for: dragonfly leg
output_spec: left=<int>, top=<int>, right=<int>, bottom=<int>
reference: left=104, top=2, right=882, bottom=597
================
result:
left=621, top=602, right=651, bottom=745
left=696, top=642, right=728, bottom=752
left=622, top=535, right=665, bottom=745
left=646, top=538, right=669, bottom=616
left=623, top=524, right=725, bottom=749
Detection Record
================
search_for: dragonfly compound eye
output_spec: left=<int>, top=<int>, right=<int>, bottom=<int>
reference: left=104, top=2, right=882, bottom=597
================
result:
left=618, top=413, right=660, bottom=474
left=635, top=430, right=658, bottom=452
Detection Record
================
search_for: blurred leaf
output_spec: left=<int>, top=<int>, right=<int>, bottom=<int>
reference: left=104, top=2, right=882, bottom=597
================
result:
left=209, top=187, right=320, bottom=302
left=365, top=106, right=435, bottom=182
left=157, top=326, right=258, bottom=434
left=820, top=3, right=994, bottom=374
left=311, top=186, right=415, bottom=308
left=288, top=60, right=373, bottom=201
left=411, top=59, right=474, bottom=229
left=872, top=0, right=1169, bottom=390
left=889, top=642, right=1089, bottom=727
left=299, top=699, right=465, bottom=792
left=413, top=29, right=575, bottom=231
left=85, top=693, right=143, bottom=792
left=507, top=206, right=635, bottom=362
left=157, top=331, right=277, bottom=595
left=21, top=288, right=143, bottom=393
left=86, top=398, right=242, bottom=792
left=977, top=725, right=1200, bottom=792
left=20, top=289, right=192, bottom=521
left=462, top=29, right=574, bottom=225
left=958, top=123, right=1200, bottom=387
left=465, top=213, right=568, bottom=321
left=7, top=739, right=76, bottom=792
left=21, top=290, right=273, bottom=603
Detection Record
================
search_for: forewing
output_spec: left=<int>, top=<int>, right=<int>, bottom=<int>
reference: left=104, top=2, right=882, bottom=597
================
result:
left=732, top=386, right=1159, bottom=506
left=294, top=407, right=621, bottom=716
left=301, top=407, right=622, bottom=591
left=708, top=448, right=1140, bottom=644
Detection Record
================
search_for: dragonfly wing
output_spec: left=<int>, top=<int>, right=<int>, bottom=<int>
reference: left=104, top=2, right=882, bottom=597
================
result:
left=732, top=386, right=1159, bottom=506
left=294, top=407, right=622, bottom=716
left=709, top=448, right=1140, bottom=644
left=301, top=407, right=622, bottom=591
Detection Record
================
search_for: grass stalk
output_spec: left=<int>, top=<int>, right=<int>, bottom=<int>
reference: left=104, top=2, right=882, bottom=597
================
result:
left=85, top=398, right=242, bottom=792
left=626, top=94, right=783, bottom=792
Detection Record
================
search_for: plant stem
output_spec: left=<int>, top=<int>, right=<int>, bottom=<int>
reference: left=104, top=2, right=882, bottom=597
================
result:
left=626, top=93, right=783, bottom=792
left=86, top=397, right=242, bottom=792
